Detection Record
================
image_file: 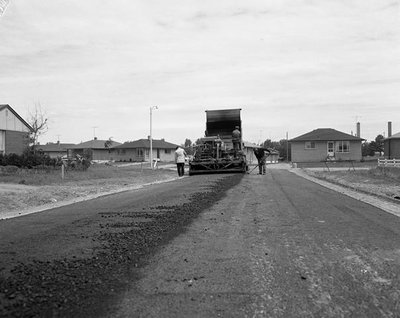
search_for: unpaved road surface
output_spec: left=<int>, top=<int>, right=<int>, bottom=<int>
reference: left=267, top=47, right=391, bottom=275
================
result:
left=1, top=169, right=400, bottom=317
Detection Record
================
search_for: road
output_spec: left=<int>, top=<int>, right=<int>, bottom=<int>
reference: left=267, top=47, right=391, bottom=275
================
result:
left=1, top=169, right=400, bottom=317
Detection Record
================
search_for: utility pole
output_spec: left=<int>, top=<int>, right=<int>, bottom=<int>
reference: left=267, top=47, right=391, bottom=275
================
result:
left=149, top=106, right=158, bottom=169
left=286, top=132, right=289, bottom=162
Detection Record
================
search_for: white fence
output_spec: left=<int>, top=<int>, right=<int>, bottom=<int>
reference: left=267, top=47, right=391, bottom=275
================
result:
left=378, top=158, right=400, bottom=167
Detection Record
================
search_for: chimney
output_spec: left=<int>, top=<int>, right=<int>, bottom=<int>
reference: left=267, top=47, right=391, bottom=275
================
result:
left=388, top=121, right=392, bottom=138
left=356, top=122, right=361, bottom=138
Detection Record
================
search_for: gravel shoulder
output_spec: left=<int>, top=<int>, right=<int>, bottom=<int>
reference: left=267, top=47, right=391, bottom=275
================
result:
left=290, top=167, right=400, bottom=218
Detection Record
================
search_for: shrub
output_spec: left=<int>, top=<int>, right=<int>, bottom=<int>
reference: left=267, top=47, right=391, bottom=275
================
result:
left=0, top=150, right=61, bottom=168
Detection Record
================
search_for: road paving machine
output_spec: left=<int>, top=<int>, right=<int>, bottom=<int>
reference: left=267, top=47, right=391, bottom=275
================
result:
left=189, top=108, right=248, bottom=175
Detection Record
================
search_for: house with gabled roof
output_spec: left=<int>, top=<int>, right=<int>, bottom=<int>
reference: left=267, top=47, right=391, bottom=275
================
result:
left=35, top=142, right=76, bottom=159
left=0, top=104, right=33, bottom=155
left=111, top=138, right=179, bottom=162
left=289, top=128, right=364, bottom=163
left=67, top=138, right=121, bottom=161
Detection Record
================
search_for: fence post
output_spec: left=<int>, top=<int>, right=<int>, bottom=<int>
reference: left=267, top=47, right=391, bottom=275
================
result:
left=61, top=164, right=65, bottom=180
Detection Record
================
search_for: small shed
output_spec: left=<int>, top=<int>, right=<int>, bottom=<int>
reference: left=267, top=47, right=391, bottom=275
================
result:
left=243, top=142, right=280, bottom=164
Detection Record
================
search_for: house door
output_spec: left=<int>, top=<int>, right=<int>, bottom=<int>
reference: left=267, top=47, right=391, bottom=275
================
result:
left=157, top=149, right=160, bottom=159
left=327, top=141, right=335, bottom=158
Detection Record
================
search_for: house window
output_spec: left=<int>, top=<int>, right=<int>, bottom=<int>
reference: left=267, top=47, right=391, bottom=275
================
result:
left=336, top=141, right=350, bottom=153
left=165, top=149, right=171, bottom=154
left=305, top=141, right=316, bottom=149
left=137, top=149, right=143, bottom=156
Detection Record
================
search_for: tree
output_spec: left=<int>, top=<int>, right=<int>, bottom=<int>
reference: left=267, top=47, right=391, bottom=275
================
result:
left=362, top=141, right=371, bottom=157
left=28, top=103, right=48, bottom=152
left=261, top=138, right=291, bottom=161
left=184, top=138, right=192, bottom=148
left=104, top=137, right=114, bottom=153
left=374, top=134, right=384, bottom=156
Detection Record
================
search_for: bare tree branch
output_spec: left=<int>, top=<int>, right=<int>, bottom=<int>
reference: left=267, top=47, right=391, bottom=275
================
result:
left=28, top=103, right=49, bottom=151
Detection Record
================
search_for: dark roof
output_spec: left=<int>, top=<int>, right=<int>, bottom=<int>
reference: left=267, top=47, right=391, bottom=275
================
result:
left=290, top=128, right=364, bottom=142
left=69, top=139, right=122, bottom=150
left=35, top=143, right=76, bottom=152
left=114, top=138, right=179, bottom=149
left=385, top=132, right=400, bottom=140
left=0, top=104, right=34, bottom=132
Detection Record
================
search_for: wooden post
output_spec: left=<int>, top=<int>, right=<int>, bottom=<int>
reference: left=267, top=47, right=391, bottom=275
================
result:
left=61, top=164, right=65, bottom=180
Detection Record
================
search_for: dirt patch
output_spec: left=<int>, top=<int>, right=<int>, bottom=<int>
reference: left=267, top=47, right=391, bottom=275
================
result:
left=0, top=164, right=179, bottom=219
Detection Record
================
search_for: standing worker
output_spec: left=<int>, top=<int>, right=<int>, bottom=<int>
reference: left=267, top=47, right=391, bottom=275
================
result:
left=174, top=146, right=187, bottom=177
left=253, top=147, right=270, bottom=175
left=232, top=126, right=241, bottom=152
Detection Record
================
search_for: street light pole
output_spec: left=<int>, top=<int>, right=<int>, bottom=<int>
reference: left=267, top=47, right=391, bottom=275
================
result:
left=149, top=106, right=158, bottom=169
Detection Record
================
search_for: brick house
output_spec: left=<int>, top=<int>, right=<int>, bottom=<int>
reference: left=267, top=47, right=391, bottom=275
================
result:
left=290, top=128, right=364, bottom=163
left=111, top=138, right=179, bottom=162
left=68, top=138, right=121, bottom=161
left=0, top=104, right=33, bottom=155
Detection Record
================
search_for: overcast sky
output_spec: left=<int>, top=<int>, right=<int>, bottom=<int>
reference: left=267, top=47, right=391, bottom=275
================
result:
left=0, top=0, right=399, bottom=145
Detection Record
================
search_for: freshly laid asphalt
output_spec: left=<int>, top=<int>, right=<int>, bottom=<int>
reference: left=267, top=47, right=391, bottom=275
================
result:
left=1, top=167, right=399, bottom=317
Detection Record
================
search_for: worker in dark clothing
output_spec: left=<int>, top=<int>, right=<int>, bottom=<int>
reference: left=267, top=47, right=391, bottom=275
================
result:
left=232, top=126, right=241, bottom=151
left=253, top=147, right=270, bottom=175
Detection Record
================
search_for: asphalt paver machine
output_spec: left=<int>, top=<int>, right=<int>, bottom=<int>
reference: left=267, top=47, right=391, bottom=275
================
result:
left=189, top=108, right=247, bottom=175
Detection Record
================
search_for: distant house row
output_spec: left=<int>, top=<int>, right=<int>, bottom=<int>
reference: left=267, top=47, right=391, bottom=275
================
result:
left=2, top=104, right=400, bottom=163
left=36, top=138, right=179, bottom=163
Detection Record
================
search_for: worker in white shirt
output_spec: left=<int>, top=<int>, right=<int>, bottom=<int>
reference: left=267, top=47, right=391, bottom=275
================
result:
left=174, top=146, right=187, bottom=177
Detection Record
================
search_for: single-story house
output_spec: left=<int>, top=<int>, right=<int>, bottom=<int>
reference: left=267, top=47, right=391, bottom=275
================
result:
left=68, top=138, right=122, bottom=161
left=289, top=128, right=364, bottom=163
left=111, top=138, right=179, bottom=162
left=384, top=132, right=400, bottom=159
left=0, top=104, right=33, bottom=155
left=35, top=142, right=76, bottom=158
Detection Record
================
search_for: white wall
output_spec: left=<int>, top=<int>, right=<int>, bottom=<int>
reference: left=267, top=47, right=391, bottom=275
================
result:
left=0, top=108, right=30, bottom=132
